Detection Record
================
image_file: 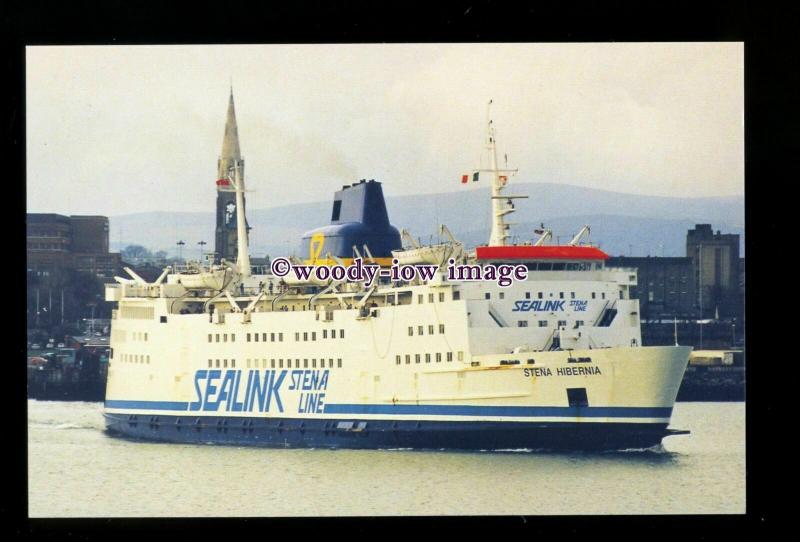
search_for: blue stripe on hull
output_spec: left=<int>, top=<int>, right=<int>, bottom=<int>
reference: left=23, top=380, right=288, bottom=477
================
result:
left=103, top=413, right=672, bottom=452
left=104, top=400, right=672, bottom=419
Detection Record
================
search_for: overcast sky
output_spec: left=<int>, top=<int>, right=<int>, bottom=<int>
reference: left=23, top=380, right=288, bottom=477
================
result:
left=26, top=43, right=743, bottom=216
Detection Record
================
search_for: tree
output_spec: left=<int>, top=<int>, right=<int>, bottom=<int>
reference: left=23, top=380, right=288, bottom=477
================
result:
left=121, top=245, right=151, bottom=262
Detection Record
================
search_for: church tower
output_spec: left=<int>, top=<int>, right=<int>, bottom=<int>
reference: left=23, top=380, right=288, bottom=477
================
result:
left=214, top=88, right=249, bottom=263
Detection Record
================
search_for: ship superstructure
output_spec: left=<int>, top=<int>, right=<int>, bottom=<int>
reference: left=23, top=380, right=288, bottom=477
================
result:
left=102, top=99, right=690, bottom=451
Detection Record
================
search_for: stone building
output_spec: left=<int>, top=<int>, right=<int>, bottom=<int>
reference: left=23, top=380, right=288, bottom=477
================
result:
left=214, top=89, right=250, bottom=263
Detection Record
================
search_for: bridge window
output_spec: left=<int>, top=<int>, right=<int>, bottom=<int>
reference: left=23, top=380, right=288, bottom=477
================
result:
left=279, top=333, right=284, bottom=342
left=340, top=329, right=345, bottom=339
left=247, top=333, right=251, bottom=342
left=428, top=325, right=434, bottom=335
left=295, top=332, right=300, bottom=341
left=255, top=333, right=260, bottom=342
left=601, top=293, right=606, bottom=300
left=396, top=355, right=401, bottom=365
left=271, top=359, right=275, bottom=368
left=231, top=359, right=235, bottom=368
left=425, top=353, right=431, bottom=363
left=331, top=329, right=337, bottom=339
left=208, top=359, right=212, bottom=368
left=329, top=358, right=334, bottom=367
left=439, top=292, right=445, bottom=302
left=304, top=359, right=308, bottom=368
left=558, top=320, right=567, bottom=328
left=592, top=292, right=596, bottom=299
left=312, top=332, right=316, bottom=341
left=485, top=293, right=491, bottom=300
left=215, top=334, right=220, bottom=342
left=518, top=321, right=528, bottom=327
left=303, top=332, right=308, bottom=341
left=405, top=354, right=411, bottom=364
left=215, top=359, right=220, bottom=368
left=559, top=292, right=564, bottom=299
left=312, top=359, right=316, bottom=368
left=576, top=321, right=584, bottom=328
left=337, top=358, right=342, bottom=368
left=570, top=292, right=575, bottom=299
left=538, top=292, right=543, bottom=299
left=447, top=352, right=453, bottom=362
left=323, top=329, right=328, bottom=339
left=499, top=292, right=505, bottom=299
left=525, top=292, right=531, bottom=299
left=436, top=353, right=442, bottom=362
left=457, top=351, right=464, bottom=361
left=538, top=320, right=548, bottom=327
left=415, top=354, right=421, bottom=364
left=231, top=334, right=235, bottom=342
left=418, top=326, right=424, bottom=336
left=453, top=290, right=460, bottom=300
left=439, top=324, right=445, bottom=334
left=262, top=333, right=267, bottom=342
left=429, top=293, right=434, bottom=303
left=279, top=359, right=283, bottom=368
left=223, top=359, right=228, bottom=368
left=418, top=294, right=423, bottom=304
left=208, top=334, right=212, bottom=342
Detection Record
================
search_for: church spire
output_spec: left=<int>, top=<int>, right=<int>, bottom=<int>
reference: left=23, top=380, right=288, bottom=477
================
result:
left=219, top=87, right=242, bottom=171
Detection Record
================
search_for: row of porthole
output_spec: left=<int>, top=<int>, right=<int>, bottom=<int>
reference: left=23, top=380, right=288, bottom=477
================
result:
left=395, top=352, right=462, bottom=365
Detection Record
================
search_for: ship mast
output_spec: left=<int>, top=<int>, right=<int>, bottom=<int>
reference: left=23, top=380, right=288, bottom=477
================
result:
left=231, top=162, right=251, bottom=277
left=485, top=100, right=524, bottom=246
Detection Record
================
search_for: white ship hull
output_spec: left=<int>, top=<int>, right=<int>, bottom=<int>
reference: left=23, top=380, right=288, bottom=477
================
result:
left=103, top=277, right=690, bottom=451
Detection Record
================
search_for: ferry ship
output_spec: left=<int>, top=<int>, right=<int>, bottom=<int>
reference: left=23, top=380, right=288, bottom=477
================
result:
left=103, top=100, right=691, bottom=451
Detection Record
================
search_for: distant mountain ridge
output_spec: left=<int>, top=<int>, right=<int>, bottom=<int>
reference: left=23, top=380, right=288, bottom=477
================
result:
left=108, top=182, right=744, bottom=259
